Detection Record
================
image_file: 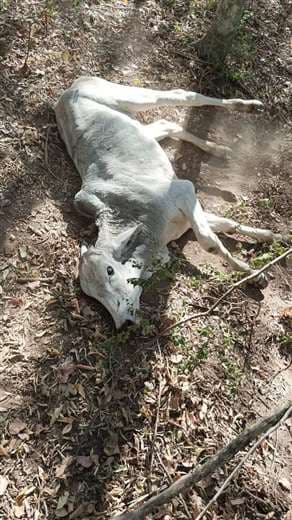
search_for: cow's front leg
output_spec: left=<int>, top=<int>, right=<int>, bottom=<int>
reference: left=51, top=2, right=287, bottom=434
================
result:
left=144, top=119, right=232, bottom=159
left=74, top=190, right=105, bottom=221
left=172, top=180, right=267, bottom=286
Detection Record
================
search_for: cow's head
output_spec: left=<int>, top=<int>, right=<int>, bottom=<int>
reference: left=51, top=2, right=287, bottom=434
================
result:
left=79, top=224, right=148, bottom=328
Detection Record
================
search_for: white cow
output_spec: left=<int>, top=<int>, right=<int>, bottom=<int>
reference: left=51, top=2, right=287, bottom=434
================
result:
left=55, top=77, right=281, bottom=328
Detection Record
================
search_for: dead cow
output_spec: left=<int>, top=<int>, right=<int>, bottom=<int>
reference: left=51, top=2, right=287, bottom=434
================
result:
left=55, top=77, right=281, bottom=328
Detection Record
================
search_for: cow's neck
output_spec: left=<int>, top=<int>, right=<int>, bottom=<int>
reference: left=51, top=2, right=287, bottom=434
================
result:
left=94, top=209, right=157, bottom=268
left=95, top=209, right=121, bottom=242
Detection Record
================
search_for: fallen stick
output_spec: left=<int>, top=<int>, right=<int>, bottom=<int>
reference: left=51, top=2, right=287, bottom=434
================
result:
left=161, top=247, right=292, bottom=335
left=194, top=403, right=292, bottom=520
left=111, top=400, right=292, bottom=520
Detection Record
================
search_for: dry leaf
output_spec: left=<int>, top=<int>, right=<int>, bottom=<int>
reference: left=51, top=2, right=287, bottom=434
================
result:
left=231, top=497, right=245, bottom=505
left=43, top=486, right=57, bottom=497
left=75, top=383, right=85, bottom=399
left=0, top=388, right=11, bottom=402
left=55, top=456, right=73, bottom=479
left=57, top=491, right=69, bottom=510
left=13, top=504, right=25, bottom=518
left=27, top=280, right=40, bottom=290
left=8, top=297, right=23, bottom=306
left=76, top=456, right=92, bottom=468
left=34, top=424, right=48, bottom=436
left=90, top=454, right=99, bottom=466
left=104, top=433, right=120, bottom=456
left=170, top=354, right=183, bottom=364
left=199, top=400, right=208, bottom=421
left=0, top=475, right=8, bottom=496
left=16, top=485, right=35, bottom=505
left=0, top=446, right=8, bottom=457
left=69, top=504, right=86, bottom=519
left=57, top=363, right=76, bottom=383
left=62, top=420, right=73, bottom=435
left=50, top=406, right=62, bottom=426
left=19, top=246, right=27, bottom=259
left=9, top=419, right=27, bottom=435
left=279, top=477, right=291, bottom=492
left=55, top=508, right=68, bottom=518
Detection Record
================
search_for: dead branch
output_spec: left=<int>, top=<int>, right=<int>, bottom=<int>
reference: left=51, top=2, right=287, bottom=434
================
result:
left=147, top=376, right=162, bottom=483
left=111, top=401, right=292, bottom=520
left=194, top=403, right=292, bottom=520
left=21, top=22, right=33, bottom=72
left=161, top=247, right=292, bottom=335
left=44, top=125, right=59, bottom=181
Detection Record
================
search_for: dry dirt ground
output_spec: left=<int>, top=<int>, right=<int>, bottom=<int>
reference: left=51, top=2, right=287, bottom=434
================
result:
left=0, top=1, right=292, bottom=519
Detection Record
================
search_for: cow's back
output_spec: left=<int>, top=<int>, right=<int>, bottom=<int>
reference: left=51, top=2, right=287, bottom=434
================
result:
left=55, top=85, right=174, bottom=187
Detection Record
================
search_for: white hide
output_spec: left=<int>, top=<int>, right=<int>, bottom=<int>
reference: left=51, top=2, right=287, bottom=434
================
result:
left=55, top=76, right=282, bottom=327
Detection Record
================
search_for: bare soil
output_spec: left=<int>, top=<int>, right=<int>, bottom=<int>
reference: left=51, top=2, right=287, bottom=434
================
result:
left=0, top=1, right=292, bottom=519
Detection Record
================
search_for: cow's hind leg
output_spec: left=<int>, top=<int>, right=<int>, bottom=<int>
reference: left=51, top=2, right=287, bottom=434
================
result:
left=172, top=180, right=267, bottom=285
left=205, top=213, right=283, bottom=243
left=144, top=119, right=232, bottom=159
left=73, top=77, right=263, bottom=114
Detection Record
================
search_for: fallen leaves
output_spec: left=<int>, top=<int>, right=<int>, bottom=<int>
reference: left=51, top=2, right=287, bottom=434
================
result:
left=76, top=456, right=92, bottom=469
left=279, top=477, right=291, bottom=492
left=76, top=453, right=99, bottom=469
left=62, top=418, right=74, bottom=435
left=8, top=419, right=27, bottom=436
left=55, top=457, right=74, bottom=479
left=56, top=491, right=70, bottom=511
left=0, top=475, right=8, bottom=496
left=57, top=362, right=76, bottom=384
left=16, top=485, right=35, bottom=505
left=104, top=432, right=120, bottom=456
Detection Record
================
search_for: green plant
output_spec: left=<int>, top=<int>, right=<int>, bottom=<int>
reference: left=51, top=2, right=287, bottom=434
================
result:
left=129, top=256, right=180, bottom=290
left=279, top=332, right=292, bottom=348
left=251, top=242, right=286, bottom=269
left=257, top=198, right=273, bottom=209
left=197, top=325, right=213, bottom=338
left=221, top=355, right=243, bottom=391
left=171, top=331, right=187, bottom=349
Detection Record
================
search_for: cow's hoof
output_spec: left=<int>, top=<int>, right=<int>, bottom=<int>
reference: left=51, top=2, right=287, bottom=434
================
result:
left=246, top=100, right=264, bottom=113
left=232, top=100, right=264, bottom=113
left=248, top=272, right=269, bottom=289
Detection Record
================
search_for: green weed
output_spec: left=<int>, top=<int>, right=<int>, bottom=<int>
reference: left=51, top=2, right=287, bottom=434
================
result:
left=251, top=242, right=286, bottom=269
left=279, top=332, right=292, bottom=348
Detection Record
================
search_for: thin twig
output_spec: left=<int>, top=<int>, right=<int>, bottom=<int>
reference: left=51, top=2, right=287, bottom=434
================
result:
left=194, top=404, right=292, bottom=520
left=161, top=248, right=292, bottom=335
left=111, top=401, right=292, bottom=520
left=269, top=428, right=279, bottom=480
left=44, top=126, right=59, bottom=181
left=22, top=22, right=33, bottom=72
left=268, top=359, right=292, bottom=388
left=246, top=302, right=261, bottom=352
left=44, top=126, right=50, bottom=168
left=156, top=450, right=193, bottom=520
left=148, top=377, right=163, bottom=482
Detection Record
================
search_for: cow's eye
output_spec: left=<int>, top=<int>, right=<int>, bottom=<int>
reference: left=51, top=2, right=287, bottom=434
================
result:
left=107, top=266, right=114, bottom=276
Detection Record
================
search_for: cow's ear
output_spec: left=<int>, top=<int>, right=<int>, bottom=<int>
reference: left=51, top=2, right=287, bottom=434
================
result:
left=113, top=223, right=144, bottom=261
left=80, top=243, right=88, bottom=257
